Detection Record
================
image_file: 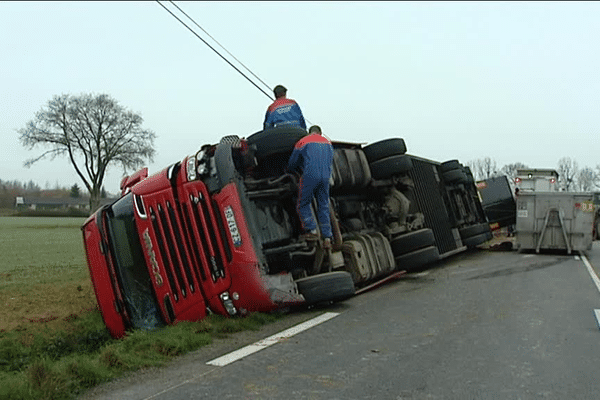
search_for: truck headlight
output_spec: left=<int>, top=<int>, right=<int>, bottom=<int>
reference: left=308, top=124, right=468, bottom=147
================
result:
left=187, top=157, right=197, bottom=181
left=220, top=292, right=237, bottom=315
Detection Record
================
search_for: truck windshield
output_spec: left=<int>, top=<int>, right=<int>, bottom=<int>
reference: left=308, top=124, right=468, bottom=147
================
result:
left=107, top=193, right=164, bottom=332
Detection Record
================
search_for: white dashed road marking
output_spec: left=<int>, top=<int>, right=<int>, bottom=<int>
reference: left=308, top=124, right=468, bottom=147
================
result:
left=581, top=254, right=600, bottom=294
left=206, top=312, right=340, bottom=366
left=595, top=309, right=600, bottom=330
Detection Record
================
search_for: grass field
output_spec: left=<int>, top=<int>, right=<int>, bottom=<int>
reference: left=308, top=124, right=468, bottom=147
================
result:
left=0, top=217, right=95, bottom=332
left=0, top=216, right=288, bottom=399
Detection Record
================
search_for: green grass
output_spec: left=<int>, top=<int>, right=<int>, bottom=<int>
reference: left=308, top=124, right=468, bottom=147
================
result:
left=0, top=208, right=17, bottom=217
left=0, top=311, right=285, bottom=400
left=0, top=216, right=93, bottom=331
left=0, top=217, right=87, bottom=276
left=0, top=216, right=289, bottom=399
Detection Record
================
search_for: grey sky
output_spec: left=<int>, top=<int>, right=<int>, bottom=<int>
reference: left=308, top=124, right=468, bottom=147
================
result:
left=2, top=1, right=599, bottom=193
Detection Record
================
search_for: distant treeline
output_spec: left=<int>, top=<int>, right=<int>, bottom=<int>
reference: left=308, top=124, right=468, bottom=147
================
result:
left=0, top=179, right=90, bottom=209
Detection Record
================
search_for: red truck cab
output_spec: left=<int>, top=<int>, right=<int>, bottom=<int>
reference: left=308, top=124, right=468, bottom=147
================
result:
left=83, top=139, right=306, bottom=338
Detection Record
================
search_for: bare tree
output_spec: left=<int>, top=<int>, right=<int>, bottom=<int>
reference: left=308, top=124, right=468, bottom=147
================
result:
left=19, top=93, right=156, bottom=211
left=467, top=157, right=498, bottom=181
left=556, top=157, right=579, bottom=191
left=499, top=162, right=528, bottom=188
left=576, top=167, right=598, bottom=192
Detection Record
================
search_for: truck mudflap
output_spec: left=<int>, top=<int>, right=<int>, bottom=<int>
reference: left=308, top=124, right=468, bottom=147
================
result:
left=264, top=273, right=306, bottom=305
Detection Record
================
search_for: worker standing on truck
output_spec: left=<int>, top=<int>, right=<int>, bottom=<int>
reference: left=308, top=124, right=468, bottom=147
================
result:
left=287, top=125, right=333, bottom=249
left=264, top=85, right=307, bottom=130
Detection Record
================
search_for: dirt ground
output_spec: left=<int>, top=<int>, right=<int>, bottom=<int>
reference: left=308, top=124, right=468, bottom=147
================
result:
left=0, top=277, right=97, bottom=334
left=480, top=227, right=516, bottom=251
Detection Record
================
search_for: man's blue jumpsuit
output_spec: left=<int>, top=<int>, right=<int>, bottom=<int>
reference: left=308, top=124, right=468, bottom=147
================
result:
left=264, top=97, right=307, bottom=130
left=287, top=133, right=334, bottom=238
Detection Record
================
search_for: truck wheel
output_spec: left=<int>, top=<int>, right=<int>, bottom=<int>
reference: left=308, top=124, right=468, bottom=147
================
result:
left=362, top=138, right=407, bottom=163
left=295, top=271, right=355, bottom=305
left=442, top=169, right=467, bottom=183
left=458, top=223, right=489, bottom=239
left=246, top=127, right=307, bottom=160
left=395, top=246, right=440, bottom=272
left=390, top=229, right=435, bottom=257
left=462, top=232, right=491, bottom=248
left=440, top=160, right=461, bottom=173
left=370, top=154, right=413, bottom=180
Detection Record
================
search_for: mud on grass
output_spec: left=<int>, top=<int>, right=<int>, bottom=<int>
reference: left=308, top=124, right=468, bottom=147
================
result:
left=0, top=278, right=96, bottom=333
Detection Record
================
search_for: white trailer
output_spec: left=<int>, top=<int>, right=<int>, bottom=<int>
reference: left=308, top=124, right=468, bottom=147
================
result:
left=515, top=191, right=594, bottom=253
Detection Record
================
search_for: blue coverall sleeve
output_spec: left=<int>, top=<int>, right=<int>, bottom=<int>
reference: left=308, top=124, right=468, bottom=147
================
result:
left=296, top=105, right=307, bottom=130
left=263, top=110, right=273, bottom=130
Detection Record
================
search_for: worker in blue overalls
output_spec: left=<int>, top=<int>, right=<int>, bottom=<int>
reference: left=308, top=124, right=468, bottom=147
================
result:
left=287, top=125, right=333, bottom=249
left=264, top=85, right=307, bottom=130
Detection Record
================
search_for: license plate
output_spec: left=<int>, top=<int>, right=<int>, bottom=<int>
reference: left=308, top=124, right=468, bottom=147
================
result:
left=224, top=206, right=242, bottom=247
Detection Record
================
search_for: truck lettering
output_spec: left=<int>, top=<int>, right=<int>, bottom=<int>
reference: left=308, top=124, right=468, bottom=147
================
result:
left=143, top=228, right=164, bottom=286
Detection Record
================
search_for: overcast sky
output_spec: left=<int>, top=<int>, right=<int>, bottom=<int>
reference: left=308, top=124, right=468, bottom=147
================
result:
left=2, top=1, right=599, bottom=194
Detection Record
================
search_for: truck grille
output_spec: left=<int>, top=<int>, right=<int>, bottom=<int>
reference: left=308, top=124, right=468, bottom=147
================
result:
left=145, top=186, right=228, bottom=303
left=149, top=203, right=195, bottom=302
left=184, top=190, right=227, bottom=282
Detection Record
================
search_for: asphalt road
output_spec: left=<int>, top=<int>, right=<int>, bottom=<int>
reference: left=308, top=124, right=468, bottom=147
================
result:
left=81, top=242, right=600, bottom=400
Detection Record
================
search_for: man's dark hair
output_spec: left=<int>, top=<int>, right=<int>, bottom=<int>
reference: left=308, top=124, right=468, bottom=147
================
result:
left=273, top=85, right=287, bottom=98
left=309, top=125, right=322, bottom=134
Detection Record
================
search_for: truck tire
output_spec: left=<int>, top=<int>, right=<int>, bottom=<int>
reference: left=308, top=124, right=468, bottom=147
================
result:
left=458, top=223, right=489, bottom=239
left=458, top=171, right=474, bottom=185
left=395, top=245, right=440, bottom=272
left=440, top=160, right=461, bottom=173
left=331, top=148, right=372, bottom=189
left=362, top=138, right=407, bottom=163
left=463, top=166, right=474, bottom=179
left=442, top=169, right=467, bottom=183
left=390, top=229, right=436, bottom=257
left=220, top=135, right=241, bottom=145
left=462, top=231, right=491, bottom=248
left=370, top=154, right=413, bottom=180
left=246, top=127, right=307, bottom=160
left=295, top=271, right=355, bottom=305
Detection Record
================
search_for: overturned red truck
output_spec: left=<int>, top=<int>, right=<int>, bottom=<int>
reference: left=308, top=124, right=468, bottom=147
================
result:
left=82, top=127, right=491, bottom=338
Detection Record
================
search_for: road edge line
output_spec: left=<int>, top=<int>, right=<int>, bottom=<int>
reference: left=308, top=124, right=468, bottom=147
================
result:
left=581, top=254, right=600, bottom=294
left=595, top=310, right=600, bottom=330
left=206, top=312, right=340, bottom=367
